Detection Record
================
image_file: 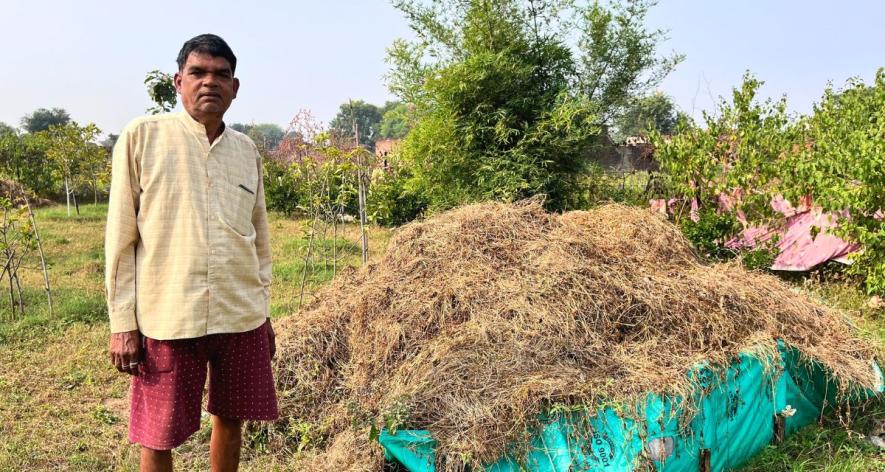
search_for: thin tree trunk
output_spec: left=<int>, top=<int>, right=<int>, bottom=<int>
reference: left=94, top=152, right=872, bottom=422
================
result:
left=298, top=210, right=318, bottom=306
left=8, top=270, right=15, bottom=319
left=6, top=245, right=15, bottom=320
left=357, top=162, right=368, bottom=265
left=332, top=203, right=338, bottom=277
left=13, top=261, right=24, bottom=315
left=19, top=182, right=52, bottom=317
left=64, top=177, right=71, bottom=216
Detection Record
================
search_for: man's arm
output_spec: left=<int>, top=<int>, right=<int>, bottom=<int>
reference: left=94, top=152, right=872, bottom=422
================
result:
left=252, top=152, right=275, bottom=357
left=105, top=125, right=142, bottom=373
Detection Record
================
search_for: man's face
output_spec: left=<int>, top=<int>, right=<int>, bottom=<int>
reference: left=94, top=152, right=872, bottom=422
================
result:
left=174, top=52, right=239, bottom=120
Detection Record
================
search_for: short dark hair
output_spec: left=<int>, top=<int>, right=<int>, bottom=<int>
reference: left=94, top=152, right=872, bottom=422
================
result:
left=176, top=34, right=237, bottom=74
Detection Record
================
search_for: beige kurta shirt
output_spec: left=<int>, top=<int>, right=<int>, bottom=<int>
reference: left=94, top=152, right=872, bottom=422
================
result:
left=105, top=111, right=272, bottom=340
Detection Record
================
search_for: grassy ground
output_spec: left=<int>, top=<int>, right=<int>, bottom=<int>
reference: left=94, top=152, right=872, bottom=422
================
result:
left=0, top=203, right=881, bottom=471
left=0, top=204, right=390, bottom=471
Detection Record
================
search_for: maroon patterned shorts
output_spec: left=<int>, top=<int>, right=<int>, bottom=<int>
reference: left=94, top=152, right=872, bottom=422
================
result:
left=128, top=322, right=279, bottom=450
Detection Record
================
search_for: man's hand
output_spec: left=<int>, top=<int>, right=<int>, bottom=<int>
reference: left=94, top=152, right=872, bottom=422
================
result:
left=266, top=318, right=276, bottom=359
left=109, top=330, right=142, bottom=375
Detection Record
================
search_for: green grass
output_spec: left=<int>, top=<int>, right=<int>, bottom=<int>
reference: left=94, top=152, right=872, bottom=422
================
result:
left=0, top=203, right=391, bottom=471
left=742, top=404, right=885, bottom=471
left=0, top=203, right=882, bottom=471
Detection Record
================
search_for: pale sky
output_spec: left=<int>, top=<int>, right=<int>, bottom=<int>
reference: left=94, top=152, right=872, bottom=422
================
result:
left=2, top=0, right=883, bottom=136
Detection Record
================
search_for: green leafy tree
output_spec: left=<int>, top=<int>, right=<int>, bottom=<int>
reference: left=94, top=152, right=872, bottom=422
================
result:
left=101, top=133, right=119, bottom=151
left=329, top=100, right=383, bottom=150
left=145, top=70, right=177, bottom=114
left=784, top=69, right=885, bottom=293
left=388, top=0, right=674, bottom=212
left=378, top=102, right=412, bottom=139
left=0, top=131, right=55, bottom=197
left=652, top=73, right=798, bottom=224
left=20, top=108, right=70, bottom=134
left=230, top=123, right=285, bottom=151
left=576, top=0, right=683, bottom=122
left=0, top=123, right=16, bottom=136
left=613, top=92, right=679, bottom=140
left=44, top=123, right=106, bottom=215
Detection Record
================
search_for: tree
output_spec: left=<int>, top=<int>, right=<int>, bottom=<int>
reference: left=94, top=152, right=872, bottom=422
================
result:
left=652, top=73, right=797, bottom=220
left=613, top=92, right=680, bottom=140
left=329, top=100, right=383, bottom=150
left=20, top=108, right=70, bottom=134
left=784, top=69, right=885, bottom=294
left=43, top=122, right=106, bottom=215
left=0, top=123, right=16, bottom=137
left=378, top=101, right=412, bottom=139
left=387, top=0, right=675, bottom=212
left=145, top=70, right=177, bottom=114
left=230, top=123, right=285, bottom=151
left=0, top=131, right=55, bottom=197
left=576, top=0, right=682, bottom=122
left=101, top=133, right=119, bottom=151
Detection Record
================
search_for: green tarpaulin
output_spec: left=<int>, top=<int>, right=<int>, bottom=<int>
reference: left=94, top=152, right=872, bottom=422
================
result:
left=380, top=342, right=883, bottom=471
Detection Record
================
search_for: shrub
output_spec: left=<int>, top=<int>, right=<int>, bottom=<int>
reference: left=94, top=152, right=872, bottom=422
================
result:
left=678, top=208, right=740, bottom=261
left=784, top=69, right=885, bottom=294
left=263, top=159, right=302, bottom=216
left=367, top=167, right=427, bottom=227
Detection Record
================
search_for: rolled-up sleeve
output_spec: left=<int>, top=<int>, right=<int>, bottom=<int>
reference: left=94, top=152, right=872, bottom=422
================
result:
left=252, top=153, right=273, bottom=318
left=105, top=126, right=141, bottom=333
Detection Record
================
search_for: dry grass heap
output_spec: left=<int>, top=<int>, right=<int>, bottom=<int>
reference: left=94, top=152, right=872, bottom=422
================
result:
left=272, top=200, right=881, bottom=471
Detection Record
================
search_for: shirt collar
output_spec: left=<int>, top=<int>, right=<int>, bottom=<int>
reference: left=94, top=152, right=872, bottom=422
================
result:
left=178, top=110, right=227, bottom=143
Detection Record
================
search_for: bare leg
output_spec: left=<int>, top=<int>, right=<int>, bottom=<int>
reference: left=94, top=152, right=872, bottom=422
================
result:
left=210, top=415, right=243, bottom=472
left=140, top=447, right=172, bottom=472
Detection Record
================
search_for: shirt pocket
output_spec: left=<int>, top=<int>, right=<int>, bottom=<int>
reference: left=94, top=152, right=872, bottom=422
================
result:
left=218, top=160, right=258, bottom=236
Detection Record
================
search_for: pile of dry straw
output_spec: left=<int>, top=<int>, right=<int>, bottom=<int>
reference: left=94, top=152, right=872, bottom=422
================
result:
left=271, top=200, right=880, bottom=470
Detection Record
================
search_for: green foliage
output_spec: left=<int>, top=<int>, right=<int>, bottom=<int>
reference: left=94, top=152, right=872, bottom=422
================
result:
left=0, top=123, right=16, bottom=136
left=742, top=399, right=885, bottom=472
left=290, top=151, right=361, bottom=218
left=329, top=100, right=383, bottom=150
left=388, top=0, right=677, bottom=212
left=654, top=69, right=885, bottom=291
left=285, top=419, right=330, bottom=453
left=232, top=123, right=285, bottom=151
left=652, top=73, right=799, bottom=224
left=0, top=197, right=41, bottom=320
left=144, top=70, right=177, bottom=115
left=263, top=159, right=302, bottom=215
left=367, top=165, right=427, bottom=226
left=378, top=101, right=412, bottom=139
left=583, top=166, right=655, bottom=206
left=20, top=108, right=70, bottom=134
left=90, top=405, right=119, bottom=426
left=43, top=122, right=109, bottom=206
left=0, top=131, right=56, bottom=197
left=613, top=92, right=679, bottom=141
left=100, top=133, right=119, bottom=151
left=679, top=208, right=739, bottom=261
left=784, top=69, right=885, bottom=294
left=741, top=245, right=778, bottom=273
left=576, top=0, right=683, bottom=120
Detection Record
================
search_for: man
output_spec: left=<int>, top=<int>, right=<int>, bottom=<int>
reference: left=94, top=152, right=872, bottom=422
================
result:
left=105, top=34, right=278, bottom=472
